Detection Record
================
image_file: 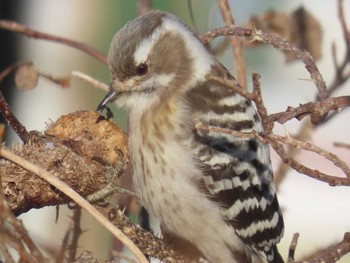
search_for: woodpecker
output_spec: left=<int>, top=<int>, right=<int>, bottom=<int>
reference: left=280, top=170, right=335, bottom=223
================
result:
left=98, top=11, right=284, bottom=263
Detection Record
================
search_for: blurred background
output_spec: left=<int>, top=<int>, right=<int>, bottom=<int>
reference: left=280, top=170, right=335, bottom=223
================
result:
left=1, top=0, right=349, bottom=262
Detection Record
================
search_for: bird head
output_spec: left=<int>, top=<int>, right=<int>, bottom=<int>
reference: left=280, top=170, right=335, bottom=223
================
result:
left=97, top=11, right=213, bottom=112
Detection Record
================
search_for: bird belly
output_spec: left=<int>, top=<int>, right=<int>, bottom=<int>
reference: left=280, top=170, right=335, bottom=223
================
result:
left=129, top=128, right=250, bottom=263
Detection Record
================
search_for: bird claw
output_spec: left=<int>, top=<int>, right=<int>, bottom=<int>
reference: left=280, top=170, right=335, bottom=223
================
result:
left=96, top=104, right=114, bottom=120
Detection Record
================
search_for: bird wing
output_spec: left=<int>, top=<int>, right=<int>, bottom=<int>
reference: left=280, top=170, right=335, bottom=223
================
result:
left=186, top=64, right=284, bottom=261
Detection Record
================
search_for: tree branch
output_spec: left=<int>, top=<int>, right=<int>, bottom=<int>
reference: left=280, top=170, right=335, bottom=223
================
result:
left=218, top=0, right=247, bottom=88
left=0, top=20, right=107, bottom=64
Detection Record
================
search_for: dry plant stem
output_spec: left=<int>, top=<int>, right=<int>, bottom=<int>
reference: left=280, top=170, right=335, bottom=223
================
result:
left=334, top=142, right=350, bottom=150
left=72, top=70, right=109, bottom=91
left=0, top=147, right=148, bottom=263
left=270, top=141, right=350, bottom=186
left=0, top=62, right=33, bottom=143
left=0, top=91, right=30, bottom=143
left=338, top=0, right=350, bottom=53
left=0, top=20, right=107, bottom=64
left=207, top=75, right=254, bottom=100
left=328, top=0, right=350, bottom=95
left=0, top=244, right=14, bottom=263
left=137, top=0, right=152, bottom=16
left=273, top=0, right=350, bottom=189
left=251, top=73, right=272, bottom=132
left=252, top=29, right=328, bottom=102
left=296, top=233, right=350, bottom=263
left=201, top=26, right=328, bottom=113
left=57, top=229, right=70, bottom=263
left=0, top=179, right=46, bottom=262
left=218, top=0, right=247, bottom=88
left=69, top=208, right=83, bottom=262
left=274, top=123, right=312, bottom=189
left=269, top=96, right=350, bottom=124
left=271, top=133, right=350, bottom=179
left=287, top=233, right=299, bottom=263
left=199, top=25, right=253, bottom=43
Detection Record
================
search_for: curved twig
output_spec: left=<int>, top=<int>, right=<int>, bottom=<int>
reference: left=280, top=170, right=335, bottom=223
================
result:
left=0, top=146, right=148, bottom=263
left=0, top=20, right=107, bottom=64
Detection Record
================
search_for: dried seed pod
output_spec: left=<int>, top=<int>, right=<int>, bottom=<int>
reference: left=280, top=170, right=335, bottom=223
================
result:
left=15, top=64, right=39, bottom=91
left=1, top=110, right=128, bottom=215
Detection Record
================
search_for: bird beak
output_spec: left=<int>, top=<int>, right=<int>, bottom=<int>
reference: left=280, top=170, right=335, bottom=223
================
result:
left=97, top=83, right=117, bottom=111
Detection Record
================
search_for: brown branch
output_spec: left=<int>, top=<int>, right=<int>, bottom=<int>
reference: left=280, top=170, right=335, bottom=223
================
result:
left=0, top=176, right=47, bottom=263
left=0, top=20, right=107, bottom=64
left=338, top=0, right=350, bottom=51
left=269, top=96, right=350, bottom=125
left=251, top=29, right=329, bottom=103
left=287, top=233, right=300, bottom=263
left=201, top=25, right=328, bottom=114
left=274, top=123, right=312, bottom=189
left=334, top=142, right=350, bottom=150
left=0, top=62, right=32, bottom=143
left=218, top=0, right=247, bottom=88
left=68, top=208, right=83, bottom=262
left=296, top=233, right=350, bottom=263
left=327, top=0, right=350, bottom=95
left=271, top=133, right=350, bottom=179
left=199, top=25, right=253, bottom=43
left=252, top=73, right=272, bottom=132
left=137, top=0, right=152, bottom=16
left=206, top=75, right=255, bottom=100
left=270, top=140, right=350, bottom=186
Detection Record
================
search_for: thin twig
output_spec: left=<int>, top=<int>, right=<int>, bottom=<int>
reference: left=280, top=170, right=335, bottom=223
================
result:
left=327, top=0, right=350, bottom=95
left=206, top=75, right=254, bottom=100
left=271, top=133, right=350, bottom=179
left=201, top=25, right=329, bottom=117
left=72, top=70, right=109, bottom=91
left=296, top=232, right=350, bottom=263
left=274, top=123, right=313, bottom=189
left=252, top=29, right=329, bottom=103
left=0, top=176, right=47, bottom=263
left=288, top=233, right=300, bottom=263
left=271, top=140, right=350, bottom=186
left=252, top=73, right=272, bottom=132
left=0, top=92, right=30, bottom=143
left=0, top=62, right=32, bottom=143
left=269, top=96, right=350, bottom=125
left=137, top=0, right=152, bottom=16
left=199, top=25, right=252, bottom=43
left=334, top=142, right=350, bottom=150
left=69, top=208, right=82, bottom=262
left=57, top=227, right=70, bottom=263
left=337, top=0, right=350, bottom=50
left=218, top=0, right=247, bottom=88
left=0, top=20, right=107, bottom=64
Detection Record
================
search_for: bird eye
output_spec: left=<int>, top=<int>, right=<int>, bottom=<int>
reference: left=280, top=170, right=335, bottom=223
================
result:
left=135, top=63, right=148, bottom=76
